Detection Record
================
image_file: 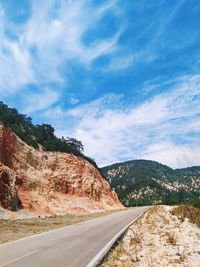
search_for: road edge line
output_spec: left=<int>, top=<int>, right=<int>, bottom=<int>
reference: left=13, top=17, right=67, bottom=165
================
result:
left=0, top=209, right=127, bottom=248
left=86, top=208, right=149, bottom=267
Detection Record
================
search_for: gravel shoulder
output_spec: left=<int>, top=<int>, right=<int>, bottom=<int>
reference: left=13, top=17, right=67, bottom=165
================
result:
left=0, top=209, right=122, bottom=244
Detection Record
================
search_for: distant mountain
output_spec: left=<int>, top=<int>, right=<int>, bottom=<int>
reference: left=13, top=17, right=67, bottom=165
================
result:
left=101, top=160, right=200, bottom=207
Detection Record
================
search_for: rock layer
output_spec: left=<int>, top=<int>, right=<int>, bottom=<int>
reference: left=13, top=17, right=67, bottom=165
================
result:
left=0, top=123, right=123, bottom=216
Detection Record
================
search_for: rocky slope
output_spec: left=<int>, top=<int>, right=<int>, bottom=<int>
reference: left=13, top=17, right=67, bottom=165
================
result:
left=0, top=123, right=122, bottom=217
left=102, top=160, right=200, bottom=206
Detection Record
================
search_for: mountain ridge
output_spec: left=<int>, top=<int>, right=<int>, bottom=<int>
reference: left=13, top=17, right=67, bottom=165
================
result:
left=102, top=158, right=200, bottom=172
left=101, top=159, right=200, bottom=207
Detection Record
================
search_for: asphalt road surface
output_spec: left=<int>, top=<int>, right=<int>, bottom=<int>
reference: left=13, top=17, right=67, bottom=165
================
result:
left=0, top=207, right=149, bottom=267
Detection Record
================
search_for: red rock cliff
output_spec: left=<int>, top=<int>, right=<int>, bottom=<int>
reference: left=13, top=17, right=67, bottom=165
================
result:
left=0, top=123, right=123, bottom=216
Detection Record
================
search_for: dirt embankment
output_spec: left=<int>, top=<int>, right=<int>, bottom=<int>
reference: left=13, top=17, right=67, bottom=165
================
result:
left=102, top=205, right=200, bottom=267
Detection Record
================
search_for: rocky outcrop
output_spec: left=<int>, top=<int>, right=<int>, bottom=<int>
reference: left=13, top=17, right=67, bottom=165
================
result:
left=0, top=123, right=123, bottom=216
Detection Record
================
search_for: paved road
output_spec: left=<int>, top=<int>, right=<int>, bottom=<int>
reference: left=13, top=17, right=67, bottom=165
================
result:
left=0, top=207, right=149, bottom=267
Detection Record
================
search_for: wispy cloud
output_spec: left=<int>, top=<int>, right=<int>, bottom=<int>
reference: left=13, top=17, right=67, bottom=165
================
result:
left=1, top=0, right=200, bottom=169
left=143, top=142, right=200, bottom=169
left=44, top=74, right=200, bottom=168
left=22, top=88, right=60, bottom=113
left=68, top=95, right=80, bottom=105
left=104, top=54, right=135, bottom=72
left=0, top=8, right=34, bottom=94
left=24, top=0, right=120, bottom=80
left=0, top=0, right=121, bottom=99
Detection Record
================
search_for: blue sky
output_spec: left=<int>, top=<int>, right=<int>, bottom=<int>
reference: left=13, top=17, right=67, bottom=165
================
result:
left=0, top=0, right=200, bottom=168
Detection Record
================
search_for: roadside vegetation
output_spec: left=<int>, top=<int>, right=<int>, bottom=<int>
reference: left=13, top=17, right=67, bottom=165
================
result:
left=101, top=205, right=200, bottom=267
left=172, top=205, right=200, bottom=227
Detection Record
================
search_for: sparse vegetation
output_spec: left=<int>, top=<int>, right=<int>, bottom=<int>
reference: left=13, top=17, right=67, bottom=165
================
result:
left=101, top=206, right=200, bottom=267
left=172, top=205, right=200, bottom=227
left=166, top=231, right=177, bottom=245
left=0, top=210, right=121, bottom=244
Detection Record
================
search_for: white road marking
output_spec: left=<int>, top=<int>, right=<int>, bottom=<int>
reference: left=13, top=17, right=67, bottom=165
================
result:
left=86, top=208, right=148, bottom=267
left=0, top=250, right=38, bottom=267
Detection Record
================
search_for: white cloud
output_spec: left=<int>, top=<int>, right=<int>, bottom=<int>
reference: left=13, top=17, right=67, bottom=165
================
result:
left=0, top=0, right=121, bottom=93
left=1, top=1, right=200, bottom=169
left=23, top=0, right=120, bottom=81
left=45, top=74, right=200, bottom=168
left=0, top=8, right=34, bottom=94
left=22, top=88, right=60, bottom=113
left=68, top=96, right=79, bottom=105
left=143, top=142, right=200, bottom=169
left=104, top=55, right=135, bottom=72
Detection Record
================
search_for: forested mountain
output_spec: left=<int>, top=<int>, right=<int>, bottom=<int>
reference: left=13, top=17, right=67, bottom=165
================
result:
left=0, top=101, right=97, bottom=169
left=102, top=160, right=200, bottom=207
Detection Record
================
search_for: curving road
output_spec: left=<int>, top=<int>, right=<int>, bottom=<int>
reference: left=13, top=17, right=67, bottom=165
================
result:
left=0, top=207, right=149, bottom=267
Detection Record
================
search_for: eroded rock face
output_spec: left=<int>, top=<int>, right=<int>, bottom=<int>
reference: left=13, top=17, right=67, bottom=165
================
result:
left=0, top=123, right=123, bottom=216
left=0, top=163, right=22, bottom=211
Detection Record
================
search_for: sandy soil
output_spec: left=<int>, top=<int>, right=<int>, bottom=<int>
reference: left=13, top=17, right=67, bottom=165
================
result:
left=0, top=195, right=122, bottom=220
left=102, top=205, right=200, bottom=267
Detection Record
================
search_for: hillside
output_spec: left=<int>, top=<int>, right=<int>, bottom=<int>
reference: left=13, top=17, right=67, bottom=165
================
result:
left=0, top=101, right=98, bottom=170
left=102, top=160, right=200, bottom=207
left=0, top=103, right=123, bottom=217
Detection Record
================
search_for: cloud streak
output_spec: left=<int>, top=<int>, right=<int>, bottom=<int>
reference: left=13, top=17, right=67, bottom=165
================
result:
left=44, top=74, right=200, bottom=168
left=0, top=8, right=34, bottom=94
left=22, top=88, right=60, bottom=113
left=0, top=0, right=121, bottom=100
left=1, top=1, right=200, bottom=169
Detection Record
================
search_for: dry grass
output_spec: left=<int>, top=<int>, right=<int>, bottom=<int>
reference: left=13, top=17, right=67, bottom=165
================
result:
left=129, top=232, right=142, bottom=246
left=101, top=240, right=135, bottom=267
left=172, top=205, right=200, bottom=227
left=179, top=248, right=187, bottom=262
left=101, top=206, right=200, bottom=267
left=0, top=209, right=121, bottom=244
left=101, top=211, right=147, bottom=267
left=101, top=241, right=125, bottom=266
left=166, top=231, right=177, bottom=245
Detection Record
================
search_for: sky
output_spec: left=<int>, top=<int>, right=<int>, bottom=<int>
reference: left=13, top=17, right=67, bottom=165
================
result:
left=0, top=0, right=200, bottom=168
